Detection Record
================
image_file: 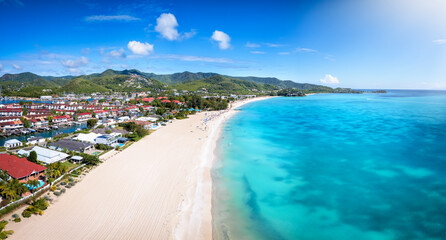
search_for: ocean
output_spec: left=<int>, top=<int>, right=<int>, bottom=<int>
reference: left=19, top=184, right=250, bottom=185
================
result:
left=212, top=90, right=446, bottom=240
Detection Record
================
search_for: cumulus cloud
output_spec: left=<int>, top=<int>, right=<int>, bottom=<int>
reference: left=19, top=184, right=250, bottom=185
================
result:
left=432, top=39, right=446, bottom=44
left=127, top=41, right=154, bottom=55
left=250, top=51, right=265, bottom=54
left=211, top=30, right=231, bottom=50
left=12, top=64, right=22, bottom=70
left=320, top=74, right=340, bottom=84
left=61, top=56, right=89, bottom=68
left=246, top=42, right=261, bottom=48
left=155, top=13, right=180, bottom=40
left=85, top=15, right=140, bottom=22
left=109, top=48, right=126, bottom=58
left=182, top=29, right=197, bottom=40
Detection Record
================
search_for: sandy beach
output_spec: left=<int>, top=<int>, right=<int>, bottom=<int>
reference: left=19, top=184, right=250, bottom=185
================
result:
left=5, top=96, right=271, bottom=240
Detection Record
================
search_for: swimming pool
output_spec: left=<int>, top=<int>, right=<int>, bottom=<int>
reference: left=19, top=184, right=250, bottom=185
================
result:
left=25, top=180, right=45, bottom=190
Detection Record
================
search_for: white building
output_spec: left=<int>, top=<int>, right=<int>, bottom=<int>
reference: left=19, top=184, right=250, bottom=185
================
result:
left=19, top=146, right=69, bottom=164
left=40, top=96, right=52, bottom=100
left=3, top=139, right=23, bottom=148
left=73, top=132, right=102, bottom=144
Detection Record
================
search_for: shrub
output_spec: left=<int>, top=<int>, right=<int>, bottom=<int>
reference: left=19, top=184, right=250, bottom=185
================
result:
left=51, top=186, right=57, bottom=192
left=13, top=217, right=21, bottom=223
left=60, top=182, right=66, bottom=186
left=54, top=191, right=61, bottom=196
left=65, top=185, right=71, bottom=188
left=12, top=214, right=19, bottom=219
left=68, top=177, right=74, bottom=182
left=22, top=210, right=32, bottom=218
left=61, top=189, right=66, bottom=193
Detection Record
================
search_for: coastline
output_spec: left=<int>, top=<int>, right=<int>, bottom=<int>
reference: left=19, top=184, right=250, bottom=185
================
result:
left=4, top=96, right=272, bottom=240
left=174, top=96, right=273, bottom=240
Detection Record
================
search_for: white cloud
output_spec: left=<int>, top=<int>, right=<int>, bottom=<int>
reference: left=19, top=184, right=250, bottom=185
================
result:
left=109, top=48, right=126, bottom=58
left=320, top=74, right=340, bottom=84
left=162, top=54, right=233, bottom=63
left=246, top=42, right=261, bottom=48
left=265, top=43, right=283, bottom=48
left=432, top=39, right=446, bottom=45
left=127, top=41, right=154, bottom=55
left=278, top=52, right=290, bottom=55
left=61, top=56, right=89, bottom=68
left=0, top=63, right=3, bottom=71
left=12, top=64, right=22, bottom=70
left=81, top=48, right=91, bottom=55
left=85, top=15, right=140, bottom=22
left=211, top=30, right=231, bottom=50
left=182, top=29, right=197, bottom=40
left=296, top=47, right=317, bottom=53
left=250, top=51, right=265, bottom=54
left=155, top=13, right=180, bottom=41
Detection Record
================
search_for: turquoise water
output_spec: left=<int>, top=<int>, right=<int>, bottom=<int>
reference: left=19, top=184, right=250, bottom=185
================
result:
left=25, top=180, right=45, bottom=190
left=213, top=91, right=446, bottom=240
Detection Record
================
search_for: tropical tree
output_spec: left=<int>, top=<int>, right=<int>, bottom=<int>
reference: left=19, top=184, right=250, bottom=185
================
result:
left=26, top=179, right=39, bottom=196
left=0, top=220, right=14, bottom=239
left=27, top=151, right=38, bottom=163
left=87, top=119, right=98, bottom=128
left=0, top=179, right=28, bottom=201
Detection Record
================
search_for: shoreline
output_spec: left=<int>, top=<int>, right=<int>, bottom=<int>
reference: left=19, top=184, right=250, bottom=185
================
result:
left=174, top=96, right=273, bottom=240
left=4, top=96, right=273, bottom=240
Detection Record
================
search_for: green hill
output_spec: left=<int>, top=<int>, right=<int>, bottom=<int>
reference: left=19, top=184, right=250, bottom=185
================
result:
left=0, top=72, right=59, bottom=88
left=61, top=78, right=109, bottom=94
left=173, top=75, right=278, bottom=94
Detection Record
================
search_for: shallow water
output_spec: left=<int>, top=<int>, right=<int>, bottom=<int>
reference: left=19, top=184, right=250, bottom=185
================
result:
left=213, top=91, right=446, bottom=240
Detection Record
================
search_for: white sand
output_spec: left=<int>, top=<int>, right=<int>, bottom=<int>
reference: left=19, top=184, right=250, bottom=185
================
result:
left=5, top=97, right=271, bottom=240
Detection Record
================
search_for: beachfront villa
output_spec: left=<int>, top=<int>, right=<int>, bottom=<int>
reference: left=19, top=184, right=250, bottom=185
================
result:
left=0, top=154, right=47, bottom=181
left=18, top=146, right=69, bottom=164
left=3, top=139, right=23, bottom=148
left=48, top=139, right=94, bottom=153
left=95, top=133, right=121, bottom=146
left=70, top=155, right=83, bottom=164
left=73, top=132, right=102, bottom=144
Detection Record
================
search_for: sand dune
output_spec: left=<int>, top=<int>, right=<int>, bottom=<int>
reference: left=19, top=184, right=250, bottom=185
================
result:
left=6, top=97, right=270, bottom=240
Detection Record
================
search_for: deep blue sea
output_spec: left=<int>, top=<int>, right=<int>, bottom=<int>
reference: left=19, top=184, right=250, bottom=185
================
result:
left=213, top=90, right=446, bottom=240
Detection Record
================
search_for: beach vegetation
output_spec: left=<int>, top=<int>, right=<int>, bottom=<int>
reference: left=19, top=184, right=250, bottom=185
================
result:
left=0, top=220, right=13, bottom=238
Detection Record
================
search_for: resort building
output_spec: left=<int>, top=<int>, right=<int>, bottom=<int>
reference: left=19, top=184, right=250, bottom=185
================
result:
left=3, top=139, right=23, bottom=148
left=27, top=136, right=45, bottom=145
left=0, top=109, right=22, bottom=117
left=94, top=133, right=121, bottom=146
left=19, top=146, right=69, bottom=164
left=0, top=120, right=24, bottom=132
left=77, top=112, right=92, bottom=121
left=52, top=115, right=70, bottom=125
left=73, top=132, right=102, bottom=144
left=0, top=154, right=47, bottom=181
left=48, top=139, right=94, bottom=152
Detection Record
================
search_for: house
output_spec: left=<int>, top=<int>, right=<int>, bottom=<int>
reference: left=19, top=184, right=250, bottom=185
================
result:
left=70, top=156, right=83, bottom=164
left=48, top=139, right=94, bottom=152
left=40, top=96, right=52, bottom=100
left=0, top=109, right=22, bottom=117
left=30, top=117, right=49, bottom=129
left=73, top=132, right=102, bottom=144
left=128, top=120, right=154, bottom=130
left=0, top=116, right=21, bottom=123
left=0, top=121, right=24, bottom=132
left=94, top=110, right=109, bottom=119
left=0, top=154, right=46, bottom=181
left=3, top=139, right=23, bottom=148
left=52, top=115, right=70, bottom=125
left=18, top=146, right=69, bottom=164
left=94, top=133, right=121, bottom=146
left=77, top=112, right=92, bottom=121
left=27, top=136, right=45, bottom=145
left=126, top=106, right=139, bottom=113
left=117, top=116, right=130, bottom=123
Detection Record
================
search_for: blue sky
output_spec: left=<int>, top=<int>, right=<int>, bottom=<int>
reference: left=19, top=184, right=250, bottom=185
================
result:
left=1, top=0, right=445, bottom=89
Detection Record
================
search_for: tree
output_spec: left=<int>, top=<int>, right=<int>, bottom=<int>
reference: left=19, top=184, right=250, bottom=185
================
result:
left=27, top=179, right=39, bottom=196
left=0, top=220, right=14, bottom=239
left=87, top=118, right=98, bottom=128
left=27, top=151, right=38, bottom=163
left=20, top=117, right=31, bottom=128
left=22, top=107, right=28, bottom=116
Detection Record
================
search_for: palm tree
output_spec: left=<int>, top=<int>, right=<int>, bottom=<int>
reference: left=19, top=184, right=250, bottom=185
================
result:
left=27, top=179, right=39, bottom=196
left=10, top=179, right=28, bottom=197
left=0, top=220, right=14, bottom=239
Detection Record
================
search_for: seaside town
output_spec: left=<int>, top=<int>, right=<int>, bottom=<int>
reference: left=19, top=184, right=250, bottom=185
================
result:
left=0, top=90, right=255, bottom=232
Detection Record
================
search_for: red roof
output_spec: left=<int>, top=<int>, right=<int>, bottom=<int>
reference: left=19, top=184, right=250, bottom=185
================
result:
left=142, top=97, right=155, bottom=102
left=161, top=99, right=171, bottom=103
left=0, top=154, right=46, bottom=179
left=94, top=110, right=108, bottom=114
left=157, top=96, right=168, bottom=100
left=53, top=115, right=69, bottom=119
left=77, top=112, right=92, bottom=116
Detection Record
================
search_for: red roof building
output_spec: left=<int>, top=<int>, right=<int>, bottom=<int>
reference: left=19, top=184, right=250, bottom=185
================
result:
left=0, top=154, right=46, bottom=180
